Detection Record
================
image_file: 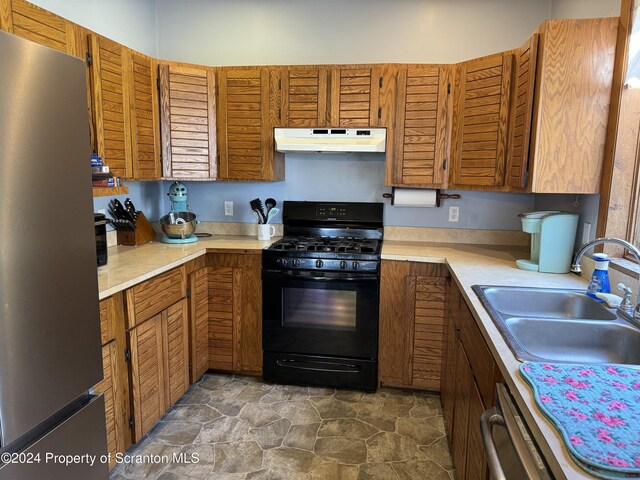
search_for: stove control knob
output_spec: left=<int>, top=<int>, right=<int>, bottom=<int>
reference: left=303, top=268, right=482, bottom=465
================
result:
left=352, top=261, right=360, bottom=270
left=339, top=260, right=348, bottom=270
left=315, top=259, right=324, bottom=268
left=281, top=258, right=288, bottom=267
left=292, top=259, right=301, bottom=267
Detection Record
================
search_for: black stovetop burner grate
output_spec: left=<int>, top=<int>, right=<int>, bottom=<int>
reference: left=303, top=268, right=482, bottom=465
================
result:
left=268, top=236, right=380, bottom=254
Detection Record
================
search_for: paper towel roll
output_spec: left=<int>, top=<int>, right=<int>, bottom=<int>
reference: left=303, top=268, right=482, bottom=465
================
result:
left=392, top=188, right=438, bottom=207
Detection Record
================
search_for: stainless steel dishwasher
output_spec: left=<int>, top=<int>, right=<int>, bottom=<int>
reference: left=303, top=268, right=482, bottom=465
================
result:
left=480, top=384, right=554, bottom=480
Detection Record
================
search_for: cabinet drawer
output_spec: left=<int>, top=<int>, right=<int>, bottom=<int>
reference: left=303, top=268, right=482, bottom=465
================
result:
left=126, top=268, right=185, bottom=328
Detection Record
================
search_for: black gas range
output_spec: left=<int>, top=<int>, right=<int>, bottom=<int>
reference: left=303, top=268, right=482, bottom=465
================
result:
left=262, top=201, right=383, bottom=392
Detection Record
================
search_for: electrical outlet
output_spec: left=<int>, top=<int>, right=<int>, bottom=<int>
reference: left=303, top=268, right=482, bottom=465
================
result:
left=448, top=206, right=459, bottom=222
left=582, top=222, right=591, bottom=244
left=224, top=201, right=233, bottom=216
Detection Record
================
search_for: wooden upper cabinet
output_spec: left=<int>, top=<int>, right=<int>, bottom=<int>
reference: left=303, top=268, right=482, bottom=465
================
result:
left=218, top=68, right=284, bottom=181
left=5, top=0, right=84, bottom=57
left=159, top=64, right=217, bottom=180
left=130, top=53, right=161, bottom=179
left=280, top=67, right=329, bottom=127
left=89, top=34, right=132, bottom=179
left=450, top=52, right=514, bottom=188
left=505, top=34, right=538, bottom=189
left=329, top=66, right=381, bottom=127
left=389, top=66, right=451, bottom=187
left=528, top=18, right=617, bottom=193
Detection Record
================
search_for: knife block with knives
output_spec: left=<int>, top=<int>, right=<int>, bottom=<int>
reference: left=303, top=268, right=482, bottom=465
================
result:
left=109, top=198, right=156, bottom=246
left=116, top=212, right=155, bottom=246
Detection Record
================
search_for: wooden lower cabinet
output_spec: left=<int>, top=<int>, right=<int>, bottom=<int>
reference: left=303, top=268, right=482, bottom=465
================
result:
left=379, top=260, right=447, bottom=389
left=94, top=342, right=118, bottom=469
left=94, top=293, right=131, bottom=470
left=440, top=287, right=457, bottom=438
left=452, top=341, right=473, bottom=480
left=208, top=252, right=262, bottom=375
left=189, top=266, right=210, bottom=382
left=128, top=299, right=189, bottom=442
left=467, top=381, right=489, bottom=480
left=441, top=280, right=501, bottom=480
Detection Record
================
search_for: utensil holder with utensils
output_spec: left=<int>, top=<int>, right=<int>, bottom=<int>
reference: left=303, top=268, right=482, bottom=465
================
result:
left=116, top=212, right=155, bottom=246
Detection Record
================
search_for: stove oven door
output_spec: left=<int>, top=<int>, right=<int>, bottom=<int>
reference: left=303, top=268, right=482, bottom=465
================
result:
left=262, top=269, right=379, bottom=360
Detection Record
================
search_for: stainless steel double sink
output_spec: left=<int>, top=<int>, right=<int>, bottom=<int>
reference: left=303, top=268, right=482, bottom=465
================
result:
left=473, top=286, right=640, bottom=365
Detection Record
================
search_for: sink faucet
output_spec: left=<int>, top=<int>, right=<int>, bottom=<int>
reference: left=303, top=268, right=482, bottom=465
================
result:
left=571, top=237, right=640, bottom=318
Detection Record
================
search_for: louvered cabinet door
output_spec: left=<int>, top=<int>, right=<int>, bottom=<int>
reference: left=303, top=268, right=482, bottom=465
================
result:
left=130, top=53, right=161, bottom=180
left=129, top=313, right=165, bottom=442
left=189, top=267, right=210, bottom=383
left=89, top=34, right=132, bottom=178
left=411, top=277, right=446, bottom=390
left=163, top=299, right=189, bottom=406
left=209, top=267, right=235, bottom=371
left=451, top=52, right=514, bottom=187
left=506, top=34, right=538, bottom=189
left=218, top=69, right=282, bottom=180
left=7, top=0, right=83, bottom=57
left=159, top=64, right=217, bottom=180
left=329, top=67, right=381, bottom=127
left=281, top=68, right=328, bottom=127
left=392, top=66, right=450, bottom=187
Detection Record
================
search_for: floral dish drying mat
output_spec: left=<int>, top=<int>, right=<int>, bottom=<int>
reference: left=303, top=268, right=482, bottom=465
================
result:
left=520, top=362, right=640, bottom=479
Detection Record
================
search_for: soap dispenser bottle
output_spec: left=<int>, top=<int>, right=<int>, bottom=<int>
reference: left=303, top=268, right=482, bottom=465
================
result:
left=586, top=253, right=611, bottom=301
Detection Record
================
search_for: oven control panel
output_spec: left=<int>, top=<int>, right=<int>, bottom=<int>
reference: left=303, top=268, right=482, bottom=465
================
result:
left=316, top=204, right=348, bottom=219
left=265, top=256, right=379, bottom=272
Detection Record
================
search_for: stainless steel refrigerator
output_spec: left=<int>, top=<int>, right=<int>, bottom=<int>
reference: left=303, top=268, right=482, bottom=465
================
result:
left=0, top=30, right=108, bottom=479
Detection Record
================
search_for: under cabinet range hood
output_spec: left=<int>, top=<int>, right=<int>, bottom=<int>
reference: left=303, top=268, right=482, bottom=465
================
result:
left=274, top=128, right=386, bottom=153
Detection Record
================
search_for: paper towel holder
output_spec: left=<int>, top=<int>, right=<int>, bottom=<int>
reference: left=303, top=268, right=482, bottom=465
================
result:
left=382, top=188, right=461, bottom=207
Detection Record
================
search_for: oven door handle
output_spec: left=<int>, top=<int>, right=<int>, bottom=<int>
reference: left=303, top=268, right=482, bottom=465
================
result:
left=276, top=358, right=361, bottom=373
left=264, top=270, right=378, bottom=281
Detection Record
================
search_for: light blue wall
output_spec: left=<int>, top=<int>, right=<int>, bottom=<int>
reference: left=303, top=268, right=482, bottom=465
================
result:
left=533, top=193, right=600, bottom=250
left=160, top=154, right=535, bottom=230
left=93, top=182, right=165, bottom=230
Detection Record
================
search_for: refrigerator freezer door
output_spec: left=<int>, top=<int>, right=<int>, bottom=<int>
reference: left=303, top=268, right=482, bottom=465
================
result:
left=0, top=31, right=102, bottom=447
left=0, top=395, right=108, bottom=480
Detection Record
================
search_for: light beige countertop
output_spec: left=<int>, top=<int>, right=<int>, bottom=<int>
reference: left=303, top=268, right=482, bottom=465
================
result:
left=99, top=235, right=603, bottom=478
left=383, top=240, right=601, bottom=480
left=97, top=235, right=277, bottom=300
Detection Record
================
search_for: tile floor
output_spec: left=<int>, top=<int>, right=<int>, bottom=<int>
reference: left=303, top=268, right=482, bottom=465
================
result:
left=110, top=373, right=454, bottom=479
